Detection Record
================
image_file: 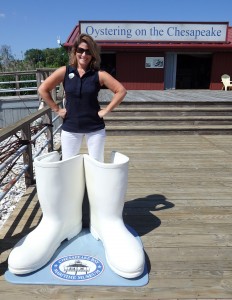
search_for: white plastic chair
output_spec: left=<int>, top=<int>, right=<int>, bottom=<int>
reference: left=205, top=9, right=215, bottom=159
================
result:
left=221, top=74, right=232, bottom=91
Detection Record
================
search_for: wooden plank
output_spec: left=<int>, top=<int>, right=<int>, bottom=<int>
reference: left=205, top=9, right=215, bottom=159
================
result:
left=1, top=134, right=232, bottom=299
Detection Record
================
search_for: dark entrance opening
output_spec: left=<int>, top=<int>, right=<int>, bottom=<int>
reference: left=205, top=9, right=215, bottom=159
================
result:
left=100, top=53, right=116, bottom=77
left=176, top=54, right=212, bottom=89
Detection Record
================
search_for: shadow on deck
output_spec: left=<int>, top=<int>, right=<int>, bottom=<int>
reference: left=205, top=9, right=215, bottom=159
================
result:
left=0, top=134, right=232, bottom=300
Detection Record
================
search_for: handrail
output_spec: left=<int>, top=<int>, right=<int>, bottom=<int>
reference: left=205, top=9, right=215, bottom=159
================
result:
left=0, top=87, right=38, bottom=93
left=0, top=101, right=62, bottom=202
left=0, top=68, right=57, bottom=97
left=0, top=105, right=61, bottom=201
left=0, top=80, right=37, bottom=84
left=0, top=68, right=64, bottom=203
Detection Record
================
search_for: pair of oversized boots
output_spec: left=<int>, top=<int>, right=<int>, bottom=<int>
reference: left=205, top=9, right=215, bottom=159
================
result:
left=8, top=151, right=145, bottom=279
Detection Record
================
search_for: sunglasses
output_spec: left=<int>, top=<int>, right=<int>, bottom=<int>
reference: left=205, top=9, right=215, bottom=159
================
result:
left=76, top=47, right=92, bottom=56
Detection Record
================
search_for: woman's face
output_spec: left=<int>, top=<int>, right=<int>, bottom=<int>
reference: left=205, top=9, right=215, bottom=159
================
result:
left=76, top=42, right=92, bottom=69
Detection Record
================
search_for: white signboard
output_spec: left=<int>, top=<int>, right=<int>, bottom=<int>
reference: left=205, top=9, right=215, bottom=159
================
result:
left=145, top=57, right=164, bottom=68
left=80, top=22, right=227, bottom=42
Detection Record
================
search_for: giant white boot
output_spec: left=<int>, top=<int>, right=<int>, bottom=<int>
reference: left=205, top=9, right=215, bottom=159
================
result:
left=8, top=151, right=85, bottom=274
left=84, top=152, right=145, bottom=278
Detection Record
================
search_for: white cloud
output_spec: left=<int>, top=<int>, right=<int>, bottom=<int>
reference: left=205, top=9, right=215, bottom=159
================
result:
left=0, top=13, right=6, bottom=18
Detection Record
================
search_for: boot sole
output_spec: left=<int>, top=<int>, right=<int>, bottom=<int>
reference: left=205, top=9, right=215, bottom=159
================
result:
left=8, top=225, right=82, bottom=275
left=90, top=226, right=145, bottom=279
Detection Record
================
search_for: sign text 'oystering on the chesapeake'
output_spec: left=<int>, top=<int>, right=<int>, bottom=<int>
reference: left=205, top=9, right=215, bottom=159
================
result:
left=80, top=22, right=228, bottom=42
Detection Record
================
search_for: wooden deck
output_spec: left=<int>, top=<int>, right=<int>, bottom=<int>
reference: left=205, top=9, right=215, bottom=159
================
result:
left=1, top=134, right=232, bottom=299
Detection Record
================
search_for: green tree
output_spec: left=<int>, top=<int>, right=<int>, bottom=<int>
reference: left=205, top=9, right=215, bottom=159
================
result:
left=0, top=45, right=69, bottom=71
left=24, top=49, right=45, bottom=67
left=24, top=47, right=69, bottom=68
left=43, top=47, right=68, bottom=67
left=56, top=47, right=69, bottom=66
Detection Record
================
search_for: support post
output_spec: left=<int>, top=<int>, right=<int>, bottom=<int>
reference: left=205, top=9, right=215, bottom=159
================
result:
left=21, top=124, right=34, bottom=187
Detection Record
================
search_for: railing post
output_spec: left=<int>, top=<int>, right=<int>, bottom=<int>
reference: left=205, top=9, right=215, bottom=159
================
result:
left=45, top=110, right=54, bottom=152
left=21, top=123, right=34, bottom=187
left=36, top=70, right=43, bottom=102
left=48, top=69, right=57, bottom=102
left=15, top=73, right=20, bottom=96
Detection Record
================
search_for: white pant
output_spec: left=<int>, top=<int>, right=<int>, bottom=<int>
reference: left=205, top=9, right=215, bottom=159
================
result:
left=61, top=129, right=106, bottom=162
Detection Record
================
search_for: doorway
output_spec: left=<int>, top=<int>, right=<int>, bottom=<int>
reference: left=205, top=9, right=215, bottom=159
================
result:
left=176, top=54, right=212, bottom=89
left=100, top=53, right=116, bottom=77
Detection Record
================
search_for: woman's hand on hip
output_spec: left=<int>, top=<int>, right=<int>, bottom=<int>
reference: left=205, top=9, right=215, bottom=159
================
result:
left=57, top=108, right=67, bottom=118
left=98, top=108, right=109, bottom=118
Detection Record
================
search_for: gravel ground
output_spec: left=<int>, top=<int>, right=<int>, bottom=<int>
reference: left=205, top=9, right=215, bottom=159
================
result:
left=0, top=131, right=61, bottom=229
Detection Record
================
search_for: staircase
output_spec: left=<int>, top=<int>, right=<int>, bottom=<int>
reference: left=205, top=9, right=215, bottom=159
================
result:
left=102, top=101, right=232, bottom=135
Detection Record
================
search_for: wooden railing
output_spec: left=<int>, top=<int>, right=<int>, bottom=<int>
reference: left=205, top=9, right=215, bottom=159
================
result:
left=0, top=103, right=62, bottom=202
left=0, top=68, right=63, bottom=202
left=0, top=68, right=63, bottom=99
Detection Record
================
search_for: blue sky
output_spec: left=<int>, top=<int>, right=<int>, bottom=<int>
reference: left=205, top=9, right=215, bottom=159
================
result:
left=1, top=0, right=232, bottom=59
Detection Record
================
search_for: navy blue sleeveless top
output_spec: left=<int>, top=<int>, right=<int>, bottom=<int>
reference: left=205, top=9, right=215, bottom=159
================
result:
left=62, top=66, right=105, bottom=133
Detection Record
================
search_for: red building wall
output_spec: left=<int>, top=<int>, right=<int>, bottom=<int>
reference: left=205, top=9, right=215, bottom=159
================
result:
left=210, top=52, right=232, bottom=90
left=116, top=52, right=164, bottom=90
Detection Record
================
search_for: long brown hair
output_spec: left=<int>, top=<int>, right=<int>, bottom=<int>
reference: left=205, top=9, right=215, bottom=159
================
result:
left=69, top=34, right=101, bottom=70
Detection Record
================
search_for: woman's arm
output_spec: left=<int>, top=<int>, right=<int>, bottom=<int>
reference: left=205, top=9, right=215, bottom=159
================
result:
left=38, top=66, right=67, bottom=118
left=98, top=71, right=127, bottom=118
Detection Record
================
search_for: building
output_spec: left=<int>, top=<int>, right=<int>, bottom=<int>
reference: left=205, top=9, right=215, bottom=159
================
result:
left=64, top=21, right=232, bottom=90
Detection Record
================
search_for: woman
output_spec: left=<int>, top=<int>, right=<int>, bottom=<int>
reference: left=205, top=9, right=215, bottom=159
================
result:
left=38, top=34, right=127, bottom=161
